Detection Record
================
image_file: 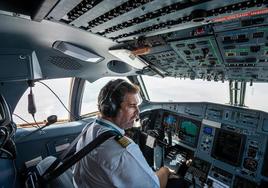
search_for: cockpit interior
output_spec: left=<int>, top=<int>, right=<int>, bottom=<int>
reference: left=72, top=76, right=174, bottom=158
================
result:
left=1, top=0, right=268, bottom=187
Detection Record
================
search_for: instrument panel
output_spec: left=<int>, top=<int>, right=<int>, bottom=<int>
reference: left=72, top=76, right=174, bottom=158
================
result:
left=140, top=102, right=268, bottom=187
left=161, top=112, right=201, bottom=148
left=134, top=12, right=268, bottom=82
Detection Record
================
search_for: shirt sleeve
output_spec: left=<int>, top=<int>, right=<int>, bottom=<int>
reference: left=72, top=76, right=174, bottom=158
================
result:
left=103, top=142, right=160, bottom=188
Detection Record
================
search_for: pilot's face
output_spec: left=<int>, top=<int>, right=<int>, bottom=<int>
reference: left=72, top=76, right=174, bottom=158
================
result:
left=116, top=92, right=140, bottom=130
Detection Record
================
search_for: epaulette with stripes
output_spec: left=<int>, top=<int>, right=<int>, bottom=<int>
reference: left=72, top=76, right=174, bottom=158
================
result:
left=114, top=135, right=131, bottom=148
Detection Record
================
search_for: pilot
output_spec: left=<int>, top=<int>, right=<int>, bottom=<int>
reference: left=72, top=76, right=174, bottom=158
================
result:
left=73, top=78, right=172, bottom=188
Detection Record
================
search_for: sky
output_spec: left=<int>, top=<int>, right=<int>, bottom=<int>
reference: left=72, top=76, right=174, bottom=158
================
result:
left=13, top=78, right=71, bottom=124
left=12, top=76, right=268, bottom=125
left=142, top=76, right=229, bottom=103
left=142, top=76, right=268, bottom=113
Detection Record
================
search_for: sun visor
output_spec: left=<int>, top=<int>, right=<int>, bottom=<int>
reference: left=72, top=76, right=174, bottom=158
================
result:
left=0, top=49, right=42, bottom=82
left=109, top=49, right=148, bottom=69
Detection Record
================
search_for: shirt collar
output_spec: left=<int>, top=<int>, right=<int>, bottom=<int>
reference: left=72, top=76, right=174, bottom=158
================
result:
left=97, top=117, right=125, bottom=135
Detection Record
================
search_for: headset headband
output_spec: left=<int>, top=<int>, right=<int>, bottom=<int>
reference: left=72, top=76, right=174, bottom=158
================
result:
left=100, top=80, right=126, bottom=105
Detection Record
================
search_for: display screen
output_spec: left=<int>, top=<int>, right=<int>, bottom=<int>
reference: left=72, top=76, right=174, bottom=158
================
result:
left=162, top=113, right=177, bottom=127
left=177, top=117, right=201, bottom=147
left=203, top=127, right=212, bottom=134
left=212, top=129, right=245, bottom=166
left=162, top=113, right=178, bottom=145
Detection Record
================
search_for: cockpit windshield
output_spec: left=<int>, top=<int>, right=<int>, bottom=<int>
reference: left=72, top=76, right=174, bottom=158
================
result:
left=245, top=82, right=268, bottom=112
left=142, top=75, right=268, bottom=112
left=142, top=75, right=229, bottom=103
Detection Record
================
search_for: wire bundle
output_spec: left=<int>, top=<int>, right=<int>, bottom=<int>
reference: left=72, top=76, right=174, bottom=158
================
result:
left=0, top=122, right=16, bottom=159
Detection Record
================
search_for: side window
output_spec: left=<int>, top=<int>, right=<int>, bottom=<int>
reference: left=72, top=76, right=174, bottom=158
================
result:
left=13, top=78, right=71, bottom=126
left=80, top=77, right=128, bottom=116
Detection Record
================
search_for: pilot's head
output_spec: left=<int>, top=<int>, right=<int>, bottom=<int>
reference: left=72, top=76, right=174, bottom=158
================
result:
left=98, top=79, right=140, bottom=129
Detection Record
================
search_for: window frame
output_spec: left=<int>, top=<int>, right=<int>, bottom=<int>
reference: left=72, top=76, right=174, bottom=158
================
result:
left=77, top=76, right=145, bottom=119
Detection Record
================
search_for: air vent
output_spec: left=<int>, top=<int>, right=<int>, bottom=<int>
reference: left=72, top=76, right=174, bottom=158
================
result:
left=49, top=56, right=82, bottom=70
left=107, top=60, right=132, bottom=73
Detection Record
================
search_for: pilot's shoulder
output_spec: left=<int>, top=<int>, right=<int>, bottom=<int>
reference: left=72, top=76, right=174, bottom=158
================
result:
left=114, top=135, right=131, bottom=148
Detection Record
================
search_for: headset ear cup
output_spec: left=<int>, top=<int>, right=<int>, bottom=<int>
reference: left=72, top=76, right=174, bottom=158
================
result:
left=110, top=98, right=117, bottom=117
left=100, top=99, right=116, bottom=117
left=101, top=103, right=111, bottom=117
left=103, top=99, right=117, bottom=117
left=99, top=80, right=126, bottom=117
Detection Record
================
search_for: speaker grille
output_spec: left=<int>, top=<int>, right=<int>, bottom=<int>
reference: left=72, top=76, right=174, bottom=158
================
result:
left=49, top=56, right=83, bottom=70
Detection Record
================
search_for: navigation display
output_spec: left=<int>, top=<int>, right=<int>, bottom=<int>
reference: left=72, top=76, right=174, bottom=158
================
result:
left=162, top=113, right=178, bottom=145
left=212, top=129, right=245, bottom=166
left=177, top=117, right=201, bottom=147
left=162, top=113, right=177, bottom=127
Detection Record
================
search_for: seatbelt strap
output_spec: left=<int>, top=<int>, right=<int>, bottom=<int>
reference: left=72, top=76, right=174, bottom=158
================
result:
left=42, top=158, right=61, bottom=176
left=42, top=130, right=120, bottom=182
left=42, top=122, right=93, bottom=176
left=60, top=122, right=93, bottom=160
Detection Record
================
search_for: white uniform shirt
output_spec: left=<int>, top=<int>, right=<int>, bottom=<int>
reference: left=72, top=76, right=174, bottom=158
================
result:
left=73, top=118, right=160, bottom=188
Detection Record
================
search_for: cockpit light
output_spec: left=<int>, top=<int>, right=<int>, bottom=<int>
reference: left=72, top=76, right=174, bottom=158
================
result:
left=52, top=41, right=103, bottom=63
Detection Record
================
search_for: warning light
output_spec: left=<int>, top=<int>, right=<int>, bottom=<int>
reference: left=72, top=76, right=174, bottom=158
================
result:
left=193, top=27, right=205, bottom=36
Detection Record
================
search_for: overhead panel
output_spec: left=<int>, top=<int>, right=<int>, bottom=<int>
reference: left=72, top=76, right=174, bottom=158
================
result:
left=104, top=0, right=211, bottom=40
left=46, top=0, right=83, bottom=21
left=169, top=36, right=224, bottom=80
left=170, top=36, right=223, bottom=67
left=22, top=0, right=268, bottom=81
left=69, top=0, right=129, bottom=28
left=141, top=49, right=190, bottom=77
left=215, top=19, right=268, bottom=81
left=46, top=0, right=253, bottom=41
left=103, top=0, right=252, bottom=41
left=131, top=2, right=268, bottom=82
left=90, top=0, right=181, bottom=34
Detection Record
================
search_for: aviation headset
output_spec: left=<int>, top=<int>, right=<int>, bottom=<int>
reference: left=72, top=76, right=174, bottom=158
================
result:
left=99, top=80, right=128, bottom=117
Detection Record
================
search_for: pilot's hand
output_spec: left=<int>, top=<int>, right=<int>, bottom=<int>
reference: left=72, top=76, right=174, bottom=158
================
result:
left=160, top=166, right=172, bottom=176
left=161, top=167, right=179, bottom=179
